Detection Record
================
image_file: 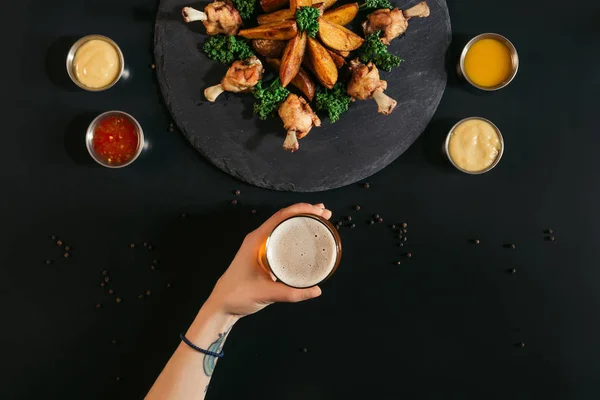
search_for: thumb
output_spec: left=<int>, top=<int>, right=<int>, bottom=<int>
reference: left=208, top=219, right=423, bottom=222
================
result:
left=266, top=282, right=322, bottom=303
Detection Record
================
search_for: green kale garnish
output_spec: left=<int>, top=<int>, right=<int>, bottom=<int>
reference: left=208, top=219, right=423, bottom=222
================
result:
left=202, top=35, right=255, bottom=64
left=357, top=31, right=403, bottom=72
left=316, top=83, right=352, bottom=123
left=253, top=78, right=290, bottom=120
left=296, top=6, right=320, bottom=38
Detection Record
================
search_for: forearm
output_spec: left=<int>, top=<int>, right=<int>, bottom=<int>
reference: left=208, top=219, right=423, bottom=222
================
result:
left=146, top=300, right=238, bottom=400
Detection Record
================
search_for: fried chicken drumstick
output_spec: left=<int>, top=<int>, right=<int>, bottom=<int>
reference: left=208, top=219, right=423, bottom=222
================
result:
left=347, top=59, right=397, bottom=115
left=204, top=57, right=264, bottom=102
left=278, top=94, right=321, bottom=152
left=362, top=1, right=430, bottom=45
left=182, top=1, right=243, bottom=36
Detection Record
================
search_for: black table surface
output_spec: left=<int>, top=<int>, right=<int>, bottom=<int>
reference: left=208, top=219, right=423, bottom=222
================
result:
left=3, top=0, right=600, bottom=399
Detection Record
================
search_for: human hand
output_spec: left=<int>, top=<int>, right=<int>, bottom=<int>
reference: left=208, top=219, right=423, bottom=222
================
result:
left=205, top=203, right=333, bottom=318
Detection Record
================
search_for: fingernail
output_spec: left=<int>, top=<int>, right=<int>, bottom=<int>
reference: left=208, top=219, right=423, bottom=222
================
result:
left=315, top=203, right=325, bottom=209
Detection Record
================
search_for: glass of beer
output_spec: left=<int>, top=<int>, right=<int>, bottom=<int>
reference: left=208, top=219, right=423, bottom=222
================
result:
left=259, top=214, right=342, bottom=288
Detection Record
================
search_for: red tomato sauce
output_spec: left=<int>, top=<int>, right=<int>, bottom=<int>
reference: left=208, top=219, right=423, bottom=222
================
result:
left=93, top=116, right=139, bottom=165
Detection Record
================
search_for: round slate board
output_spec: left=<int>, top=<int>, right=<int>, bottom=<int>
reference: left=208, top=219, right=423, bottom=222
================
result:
left=154, top=0, right=451, bottom=192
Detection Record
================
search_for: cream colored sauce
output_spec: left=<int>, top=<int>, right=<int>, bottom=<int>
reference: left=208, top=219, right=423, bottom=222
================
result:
left=449, top=119, right=501, bottom=172
left=73, top=40, right=120, bottom=88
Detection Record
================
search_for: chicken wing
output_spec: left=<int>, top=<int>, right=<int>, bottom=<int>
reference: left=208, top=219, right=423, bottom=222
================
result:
left=361, top=2, right=430, bottom=45
left=347, top=58, right=397, bottom=115
left=182, top=1, right=243, bottom=36
left=278, top=94, right=321, bottom=152
left=204, top=56, right=264, bottom=102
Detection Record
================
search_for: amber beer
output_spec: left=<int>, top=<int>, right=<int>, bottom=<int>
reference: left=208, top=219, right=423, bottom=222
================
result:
left=259, top=214, right=342, bottom=288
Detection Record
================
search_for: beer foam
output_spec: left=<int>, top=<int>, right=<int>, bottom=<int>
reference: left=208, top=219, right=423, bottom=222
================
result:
left=266, top=216, right=337, bottom=288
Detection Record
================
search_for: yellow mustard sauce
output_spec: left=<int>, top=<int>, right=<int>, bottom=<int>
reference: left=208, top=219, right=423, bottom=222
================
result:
left=73, top=39, right=120, bottom=88
left=449, top=119, right=501, bottom=172
left=464, top=38, right=513, bottom=88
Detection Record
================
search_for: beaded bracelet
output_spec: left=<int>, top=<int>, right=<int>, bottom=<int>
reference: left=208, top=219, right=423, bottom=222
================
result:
left=180, top=333, right=225, bottom=358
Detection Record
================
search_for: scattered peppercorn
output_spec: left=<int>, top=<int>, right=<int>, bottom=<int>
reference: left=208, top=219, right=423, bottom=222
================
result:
left=350, top=223, right=356, bottom=228
left=130, top=243, right=135, bottom=248
left=51, top=235, right=57, bottom=240
left=150, top=265, right=155, bottom=270
left=231, top=199, right=238, bottom=205
left=473, top=239, right=480, bottom=244
left=362, top=183, right=370, bottom=189
left=104, top=277, right=110, bottom=283
left=148, top=245, right=154, bottom=250
left=167, top=283, right=172, bottom=288
left=146, top=290, right=152, bottom=296
left=116, top=377, right=121, bottom=381
left=377, top=217, right=384, bottom=223
left=403, top=237, right=407, bottom=242
left=373, top=214, right=380, bottom=219
left=301, top=348, right=308, bottom=353
left=138, top=294, right=144, bottom=299
left=102, top=270, right=108, bottom=275
left=57, top=240, right=63, bottom=246
left=518, top=342, right=525, bottom=348
left=403, top=229, right=407, bottom=234
left=401, top=223, right=408, bottom=228
left=100, top=282, right=105, bottom=287
left=64, top=253, right=70, bottom=258
left=506, top=244, right=516, bottom=249
left=510, top=268, right=517, bottom=274
left=234, top=189, right=241, bottom=195
left=548, top=236, right=555, bottom=242
left=252, top=209, right=257, bottom=214
left=395, top=261, right=402, bottom=265
left=45, top=260, right=52, bottom=265
left=406, top=253, right=412, bottom=258
left=399, top=243, right=404, bottom=247
left=151, top=63, right=156, bottom=69
left=369, top=220, right=375, bottom=225
left=346, top=216, right=352, bottom=221
left=116, top=298, right=122, bottom=303
left=108, top=289, right=114, bottom=295
left=354, top=205, right=361, bottom=211
left=168, top=123, right=175, bottom=132
left=112, top=339, right=117, bottom=344
left=546, top=229, right=554, bottom=234
left=391, top=224, right=396, bottom=230
left=64, top=246, right=71, bottom=251
left=143, top=242, right=148, bottom=247
left=96, top=304, right=101, bottom=308
left=181, top=212, right=187, bottom=218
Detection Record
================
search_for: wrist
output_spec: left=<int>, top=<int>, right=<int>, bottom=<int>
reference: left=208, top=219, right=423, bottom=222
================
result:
left=185, top=299, right=238, bottom=346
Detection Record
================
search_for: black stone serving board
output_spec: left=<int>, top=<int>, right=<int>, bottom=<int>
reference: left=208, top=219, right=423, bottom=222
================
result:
left=154, top=0, right=451, bottom=192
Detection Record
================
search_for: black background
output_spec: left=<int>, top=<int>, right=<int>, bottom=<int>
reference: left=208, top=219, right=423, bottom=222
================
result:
left=3, top=0, right=600, bottom=399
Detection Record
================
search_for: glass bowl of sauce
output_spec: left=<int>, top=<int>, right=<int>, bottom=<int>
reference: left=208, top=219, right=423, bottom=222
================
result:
left=86, top=111, right=144, bottom=168
left=66, top=35, right=124, bottom=91
left=458, top=33, right=519, bottom=91
left=444, top=117, right=504, bottom=174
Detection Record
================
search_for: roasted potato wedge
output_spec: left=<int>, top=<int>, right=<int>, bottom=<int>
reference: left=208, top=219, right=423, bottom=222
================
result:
left=238, top=20, right=298, bottom=40
left=317, top=0, right=337, bottom=10
left=260, top=0, right=335, bottom=12
left=322, top=3, right=359, bottom=26
left=252, top=39, right=286, bottom=58
left=317, top=17, right=364, bottom=51
left=280, top=32, right=307, bottom=87
left=257, top=9, right=295, bottom=25
left=267, top=58, right=316, bottom=101
left=290, top=0, right=312, bottom=9
left=306, top=37, right=338, bottom=89
left=326, top=48, right=345, bottom=68
left=260, top=0, right=289, bottom=12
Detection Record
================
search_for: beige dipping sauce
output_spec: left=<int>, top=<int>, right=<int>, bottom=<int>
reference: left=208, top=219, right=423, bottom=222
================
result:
left=448, top=119, right=502, bottom=172
left=73, top=40, right=120, bottom=88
